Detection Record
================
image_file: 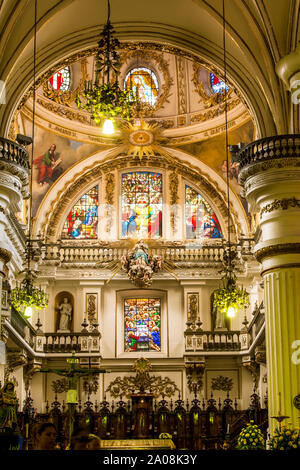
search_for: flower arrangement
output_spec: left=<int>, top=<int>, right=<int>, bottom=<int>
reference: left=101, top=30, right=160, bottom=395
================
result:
left=236, top=421, right=265, bottom=450
left=76, top=81, right=135, bottom=125
left=269, top=426, right=300, bottom=450
left=9, top=271, right=48, bottom=316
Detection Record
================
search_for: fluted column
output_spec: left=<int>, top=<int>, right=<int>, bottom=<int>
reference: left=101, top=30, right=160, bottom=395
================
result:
left=239, top=135, right=300, bottom=434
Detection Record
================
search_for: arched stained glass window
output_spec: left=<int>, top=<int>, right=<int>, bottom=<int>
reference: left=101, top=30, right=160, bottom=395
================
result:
left=210, top=73, right=229, bottom=94
left=124, top=67, right=158, bottom=106
left=48, top=66, right=71, bottom=91
left=124, top=298, right=161, bottom=352
left=185, top=185, right=223, bottom=239
left=121, top=171, right=162, bottom=239
left=61, top=186, right=99, bottom=239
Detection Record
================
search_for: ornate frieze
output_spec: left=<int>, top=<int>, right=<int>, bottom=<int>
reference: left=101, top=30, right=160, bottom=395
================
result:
left=260, top=197, right=300, bottom=216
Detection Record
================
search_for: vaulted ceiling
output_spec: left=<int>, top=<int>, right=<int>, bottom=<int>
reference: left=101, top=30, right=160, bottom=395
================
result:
left=0, top=0, right=298, bottom=138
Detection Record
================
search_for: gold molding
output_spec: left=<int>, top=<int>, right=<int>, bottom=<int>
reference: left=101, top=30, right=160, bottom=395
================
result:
left=260, top=197, right=300, bottom=216
left=239, top=157, right=300, bottom=185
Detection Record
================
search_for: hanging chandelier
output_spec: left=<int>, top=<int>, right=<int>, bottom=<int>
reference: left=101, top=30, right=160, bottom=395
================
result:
left=9, top=0, right=48, bottom=319
left=76, top=0, right=135, bottom=134
left=213, top=0, right=249, bottom=318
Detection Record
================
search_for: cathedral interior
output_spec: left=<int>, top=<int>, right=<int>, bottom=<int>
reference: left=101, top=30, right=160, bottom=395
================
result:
left=0, top=0, right=300, bottom=451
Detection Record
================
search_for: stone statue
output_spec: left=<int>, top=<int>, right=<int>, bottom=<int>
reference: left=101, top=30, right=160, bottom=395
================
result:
left=121, top=240, right=162, bottom=287
left=214, top=308, right=227, bottom=330
left=58, top=297, right=72, bottom=332
left=0, top=381, right=18, bottom=431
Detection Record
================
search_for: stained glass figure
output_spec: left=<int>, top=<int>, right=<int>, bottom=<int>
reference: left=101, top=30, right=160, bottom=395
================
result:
left=185, top=185, right=223, bottom=239
left=210, top=73, right=229, bottom=94
left=124, top=67, right=158, bottom=106
left=124, top=298, right=161, bottom=352
left=61, top=186, right=99, bottom=239
left=48, top=66, right=71, bottom=91
left=121, top=172, right=162, bottom=239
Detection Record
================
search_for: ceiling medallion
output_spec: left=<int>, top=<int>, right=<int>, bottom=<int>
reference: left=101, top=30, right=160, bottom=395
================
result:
left=129, top=129, right=154, bottom=146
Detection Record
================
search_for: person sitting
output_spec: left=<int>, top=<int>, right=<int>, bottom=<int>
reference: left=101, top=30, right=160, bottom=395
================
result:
left=33, top=422, right=57, bottom=450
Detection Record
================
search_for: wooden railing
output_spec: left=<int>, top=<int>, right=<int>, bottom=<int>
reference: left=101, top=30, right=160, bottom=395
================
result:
left=41, top=331, right=101, bottom=353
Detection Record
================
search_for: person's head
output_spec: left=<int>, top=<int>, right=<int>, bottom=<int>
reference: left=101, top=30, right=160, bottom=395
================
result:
left=70, top=427, right=89, bottom=450
left=86, top=434, right=101, bottom=450
left=3, top=381, right=15, bottom=392
left=35, top=422, right=57, bottom=450
left=50, top=144, right=56, bottom=152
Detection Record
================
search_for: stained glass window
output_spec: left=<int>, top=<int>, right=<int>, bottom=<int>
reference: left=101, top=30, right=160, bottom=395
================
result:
left=121, top=172, right=162, bottom=239
left=210, top=73, right=229, bottom=94
left=185, top=185, right=223, bottom=239
left=61, top=186, right=99, bottom=239
left=48, top=66, right=71, bottom=91
left=124, top=298, right=161, bottom=352
left=124, top=67, right=158, bottom=106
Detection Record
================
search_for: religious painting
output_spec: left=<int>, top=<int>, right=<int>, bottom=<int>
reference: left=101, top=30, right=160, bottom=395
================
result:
left=61, top=186, right=99, bottom=239
left=210, top=73, right=229, bottom=94
left=185, top=185, right=222, bottom=239
left=124, top=67, right=159, bottom=106
left=124, top=298, right=161, bottom=352
left=121, top=171, right=162, bottom=239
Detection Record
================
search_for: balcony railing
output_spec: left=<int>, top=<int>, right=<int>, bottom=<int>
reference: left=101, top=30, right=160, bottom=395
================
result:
left=184, top=302, right=265, bottom=353
left=0, top=137, right=29, bottom=171
left=40, top=239, right=254, bottom=266
left=239, top=134, right=300, bottom=170
left=10, top=308, right=36, bottom=348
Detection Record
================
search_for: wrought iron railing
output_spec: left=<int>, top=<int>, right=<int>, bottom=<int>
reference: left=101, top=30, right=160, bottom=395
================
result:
left=0, top=136, right=29, bottom=171
left=239, top=134, right=300, bottom=170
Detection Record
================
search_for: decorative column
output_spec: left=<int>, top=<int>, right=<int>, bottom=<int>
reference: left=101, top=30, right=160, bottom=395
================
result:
left=239, top=136, right=300, bottom=434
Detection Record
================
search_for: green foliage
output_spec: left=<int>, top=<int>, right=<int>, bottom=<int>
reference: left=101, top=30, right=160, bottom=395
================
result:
left=76, top=82, right=135, bottom=124
left=9, top=278, right=48, bottom=315
left=269, top=426, right=300, bottom=450
left=236, top=421, right=265, bottom=450
left=213, top=285, right=249, bottom=313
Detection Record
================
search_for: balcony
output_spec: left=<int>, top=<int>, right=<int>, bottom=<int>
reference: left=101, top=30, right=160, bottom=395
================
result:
left=184, top=302, right=265, bottom=354
left=0, top=136, right=29, bottom=172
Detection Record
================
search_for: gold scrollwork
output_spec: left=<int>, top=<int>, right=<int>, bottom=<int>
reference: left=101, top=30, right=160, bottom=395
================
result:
left=260, top=197, right=300, bottom=216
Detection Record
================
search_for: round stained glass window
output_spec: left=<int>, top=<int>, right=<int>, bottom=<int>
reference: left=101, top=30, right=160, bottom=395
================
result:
left=48, top=66, right=71, bottom=92
left=210, top=73, right=229, bottom=94
left=124, top=67, right=159, bottom=106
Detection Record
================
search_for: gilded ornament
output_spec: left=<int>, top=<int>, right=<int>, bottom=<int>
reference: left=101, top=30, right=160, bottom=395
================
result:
left=260, top=197, right=300, bottom=216
left=211, top=375, right=233, bottom=392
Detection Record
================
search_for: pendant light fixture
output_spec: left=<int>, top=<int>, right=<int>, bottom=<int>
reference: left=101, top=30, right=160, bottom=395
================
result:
left=213, top=0, right=249, bottom=318
left=76, top=0, right=135, bottom=134
left=9, top=0, right=48, bottom=317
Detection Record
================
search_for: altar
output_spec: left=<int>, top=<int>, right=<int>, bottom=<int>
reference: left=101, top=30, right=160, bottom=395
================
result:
left=99, top=439, right=175, bottom=450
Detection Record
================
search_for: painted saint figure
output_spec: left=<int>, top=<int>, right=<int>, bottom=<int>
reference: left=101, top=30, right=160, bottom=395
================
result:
left=33, top=144, right=62, bottom=186
left=58, top=297, right=72, bottom=331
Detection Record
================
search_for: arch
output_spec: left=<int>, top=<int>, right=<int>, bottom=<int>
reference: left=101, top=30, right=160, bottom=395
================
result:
left=32, top=146, right=249, bottom=242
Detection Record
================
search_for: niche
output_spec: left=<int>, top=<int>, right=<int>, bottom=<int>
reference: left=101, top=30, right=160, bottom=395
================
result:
left=55, top=291, right=74, bottom=332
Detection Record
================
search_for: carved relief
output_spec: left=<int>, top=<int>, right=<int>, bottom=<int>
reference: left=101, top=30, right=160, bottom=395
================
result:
left=86, top=293, right=98, bottom=327
left=260, top=197, right=300, bottom=216
left=187, top=293, right=199, bottom=321
left=177, top=56, right=186, bottom=115
left=169, top=171, right=179, bottom=232
left=105, top=172, right=115, bottom=233
left=185, top=362, right=205, bottom=394
left=211, top=375, right=233, bottom=392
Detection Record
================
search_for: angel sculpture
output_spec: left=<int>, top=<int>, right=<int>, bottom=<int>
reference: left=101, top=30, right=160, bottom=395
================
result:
left=98, top=239, right=177, bottom=287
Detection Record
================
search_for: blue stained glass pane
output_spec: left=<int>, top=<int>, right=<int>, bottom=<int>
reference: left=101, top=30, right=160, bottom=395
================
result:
left=61, top=186, right=99, bottom=239
left=185, top=185, right=223, bottom=239
left=124, top=298, right=161, bottom=352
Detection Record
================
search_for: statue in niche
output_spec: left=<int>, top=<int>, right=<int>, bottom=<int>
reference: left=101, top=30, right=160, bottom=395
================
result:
left=57, top=297, right=73, bottom=332
left=0, top=381, right=18, bottom=431
left=214, top=308, right=227, bottom=330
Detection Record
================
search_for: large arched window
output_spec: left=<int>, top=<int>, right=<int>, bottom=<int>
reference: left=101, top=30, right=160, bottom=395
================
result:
left=185, top=185, right=222, bottom=239
left=61, top=186, right=99, bottom=239
left=124, top=67, right=159, bottom=106
left=124, top=298, right=161, bottom=352
left=121, top=171, right=162, bottom=239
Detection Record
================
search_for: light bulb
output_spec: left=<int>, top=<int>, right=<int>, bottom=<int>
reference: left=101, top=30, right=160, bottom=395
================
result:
left=102, top=119, right=114, bottom=135
left=24, top=306, right=33, bottom=318
left=227, top=306, right=236, bottom=318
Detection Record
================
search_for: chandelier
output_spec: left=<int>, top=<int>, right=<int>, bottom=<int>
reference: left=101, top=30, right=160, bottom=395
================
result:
left=213, top=0, right=249, bottom=318
left=76, top=0, right=135, bottom=134
left=9, top=0, right=48, bottom=318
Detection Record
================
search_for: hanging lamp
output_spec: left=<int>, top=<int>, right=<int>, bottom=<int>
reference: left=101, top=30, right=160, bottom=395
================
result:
left=76, top=0, right=135, bottom=133
left=213, top=0, right=249, bottom=318
left=9, top=0, right=48, bottom=318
